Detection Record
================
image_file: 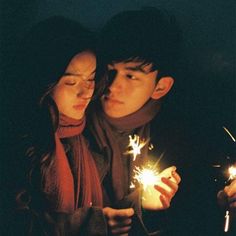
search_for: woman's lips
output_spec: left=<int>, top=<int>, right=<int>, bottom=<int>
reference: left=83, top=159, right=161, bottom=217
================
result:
left=73, top=104, right=87, bottom=110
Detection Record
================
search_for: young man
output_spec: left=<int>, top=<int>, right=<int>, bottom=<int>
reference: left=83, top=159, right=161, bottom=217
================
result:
left=85, top=7, right=236, bottom=236
left=85, top=7, right=188, bottom=235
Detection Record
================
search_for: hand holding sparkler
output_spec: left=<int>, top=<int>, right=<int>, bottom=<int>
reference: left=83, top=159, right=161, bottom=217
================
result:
left=140, top=166, right=181, bottom=210
left=127, top=134, right=181, bottom=210
left=217, top=165, right=236, bottom=233
left=102, top=207, right=134, bottom=235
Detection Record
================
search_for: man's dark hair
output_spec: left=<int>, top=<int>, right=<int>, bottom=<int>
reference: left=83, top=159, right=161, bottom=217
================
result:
left=98, top=7, right=182, bottom=77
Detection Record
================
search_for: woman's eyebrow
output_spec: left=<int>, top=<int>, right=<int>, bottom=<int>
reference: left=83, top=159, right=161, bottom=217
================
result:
left=63, top=72, right=80, bottom=76
left=63, top=69, right=96, bottom=77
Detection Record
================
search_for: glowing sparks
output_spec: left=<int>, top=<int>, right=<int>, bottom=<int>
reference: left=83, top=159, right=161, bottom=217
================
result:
left=133, top=164, right=159, bottom=190
left=126, top=134, right=148, bottom=161
left=212, top=164, right=221, bottom=168
left=228, top=165, right=236, bottom=181
left=130, top=182, right=135, bottom=189
left=148, top=144, right=154, bottom=150
left=223, top=126, right=236, bottom=142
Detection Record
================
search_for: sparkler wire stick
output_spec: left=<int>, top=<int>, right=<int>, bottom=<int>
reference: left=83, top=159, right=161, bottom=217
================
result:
left=223, top=126, right=236, bottom=142
left=224, top=210, right=230, bottom=232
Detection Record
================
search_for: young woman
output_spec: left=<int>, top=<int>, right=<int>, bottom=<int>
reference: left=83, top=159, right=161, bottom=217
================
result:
left=9, top=16, right=106, bottom=235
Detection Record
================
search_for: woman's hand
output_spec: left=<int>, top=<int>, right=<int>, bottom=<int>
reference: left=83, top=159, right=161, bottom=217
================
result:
left=102, top=207, right=134, bottom=236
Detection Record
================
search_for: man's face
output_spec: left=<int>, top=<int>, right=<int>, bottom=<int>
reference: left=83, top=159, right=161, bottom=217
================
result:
left=101, top=61, right=158, bottom=118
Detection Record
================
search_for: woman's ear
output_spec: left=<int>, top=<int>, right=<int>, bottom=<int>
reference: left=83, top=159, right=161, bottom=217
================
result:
left=151, top=76, right=174, bottom=100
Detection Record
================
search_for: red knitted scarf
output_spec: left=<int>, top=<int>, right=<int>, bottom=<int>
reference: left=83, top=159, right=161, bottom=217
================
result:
left=43, top=114, right=103, bottom=213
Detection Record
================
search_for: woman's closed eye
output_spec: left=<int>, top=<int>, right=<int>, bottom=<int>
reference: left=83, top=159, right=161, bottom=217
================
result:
left=64, top=80, right=76, bottom=86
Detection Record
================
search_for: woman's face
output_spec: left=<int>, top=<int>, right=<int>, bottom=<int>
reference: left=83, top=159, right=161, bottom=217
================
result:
left=52, top=51, right=96, bottom=120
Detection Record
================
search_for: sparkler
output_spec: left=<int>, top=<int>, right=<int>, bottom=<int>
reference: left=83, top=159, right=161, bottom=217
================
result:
left=222, top=127, right=236, bottom=233
left=127, top=134, right=175, bottom=210
left=131, top=162, right=175, bottom=210
left=228, top=165, right=236, bottom=181
left=125, top=134, right=148, bottom=161
left=133, top=164, right=160, bottom=191
left=223, top=165, right=236, bottom=233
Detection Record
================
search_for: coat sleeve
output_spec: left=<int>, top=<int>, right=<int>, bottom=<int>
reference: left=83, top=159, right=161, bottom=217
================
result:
left=13, top=193, right=108, bottom=236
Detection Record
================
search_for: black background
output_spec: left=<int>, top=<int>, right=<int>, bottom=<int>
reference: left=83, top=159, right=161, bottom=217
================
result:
left=0, top=0, right=235, bottom=234
left=1, top=0, right=235, bottom=131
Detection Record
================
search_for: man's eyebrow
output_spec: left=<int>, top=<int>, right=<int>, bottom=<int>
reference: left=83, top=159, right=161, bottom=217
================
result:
left=124, top=66, right=147, bottom=74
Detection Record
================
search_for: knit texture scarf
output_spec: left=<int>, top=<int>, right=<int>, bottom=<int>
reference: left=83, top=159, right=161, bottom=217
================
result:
left=90, top=99, right=161, bottom=202
left=43, top=114, right=103, bottom=213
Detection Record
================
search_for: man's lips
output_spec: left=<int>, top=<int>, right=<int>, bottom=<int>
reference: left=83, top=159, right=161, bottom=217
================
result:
left=105, top=97, right=124, bottom=104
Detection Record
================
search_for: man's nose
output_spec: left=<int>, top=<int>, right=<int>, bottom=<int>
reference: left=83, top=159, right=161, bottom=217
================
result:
left=107, top=70, right=123, bottom=92
left=107, top=69, right=117, bottom=87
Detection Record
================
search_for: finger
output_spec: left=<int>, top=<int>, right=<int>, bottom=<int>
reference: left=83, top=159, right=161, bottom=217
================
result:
left=228, top=194, right=236, bottom=209
left=159, top=194, right=170, bottom=209
left=108, top=218, right=132, bottom=228
left=172, top=171, right=181, bottom=184
left=225, top=186, right=236, bottom=197
left=113, top=208, right=134, bottom=219
left=162, top=177, right=179, bottom=193
left=154, top=184, right=172, bottom=201
left=103, top=207, right=134, bottom=219
left=168, top=166, right=177, bottom=172
left=111, top=225, right=132, bottom=235
left=229, top=202, right=236, bottom=208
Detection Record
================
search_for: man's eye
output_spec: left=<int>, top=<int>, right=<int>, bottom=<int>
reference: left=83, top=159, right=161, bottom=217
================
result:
left=126, top=74, right=137, bottom=80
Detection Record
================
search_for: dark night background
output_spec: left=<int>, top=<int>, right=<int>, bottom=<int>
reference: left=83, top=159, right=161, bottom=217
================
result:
left=1, top=0, right=235, bottom=131
left=0, top=0, right=235, bottom=235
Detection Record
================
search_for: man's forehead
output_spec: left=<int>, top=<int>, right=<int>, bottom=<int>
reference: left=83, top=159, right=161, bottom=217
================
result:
left=109, top=61, right=155, bottom=74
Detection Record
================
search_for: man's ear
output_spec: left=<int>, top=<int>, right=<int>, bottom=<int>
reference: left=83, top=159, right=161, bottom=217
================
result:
left=151, top=76, right=174, bottom=100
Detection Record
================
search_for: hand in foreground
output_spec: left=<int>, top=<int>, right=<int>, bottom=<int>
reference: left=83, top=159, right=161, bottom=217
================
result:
left=224, top=179, right=236, bottom=208
left=154, top=166, right=181, bottom=209
left=102, top=207, right=134, bottom=236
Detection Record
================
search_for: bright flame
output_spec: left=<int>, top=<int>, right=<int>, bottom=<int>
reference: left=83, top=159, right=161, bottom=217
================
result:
left=228, top=165, right=236, bottom=180
left=133, top=164, right=159, bottom=190
left=126, top=135, right=148, bottom=161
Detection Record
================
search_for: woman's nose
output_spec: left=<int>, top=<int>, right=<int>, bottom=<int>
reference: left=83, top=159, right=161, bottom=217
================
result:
left=76, top=80, right=94, bottom=97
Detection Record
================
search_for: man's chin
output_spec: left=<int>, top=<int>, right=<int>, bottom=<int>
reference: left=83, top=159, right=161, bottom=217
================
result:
left=103, top=108, right=127, bottom=118
left=102, top=101, right=128, bottom=118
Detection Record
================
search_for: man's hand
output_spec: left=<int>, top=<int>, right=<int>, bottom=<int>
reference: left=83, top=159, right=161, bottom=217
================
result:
left=154, top=167, right=181, bottom=209
left=102, top=207, right=134, bottom=236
